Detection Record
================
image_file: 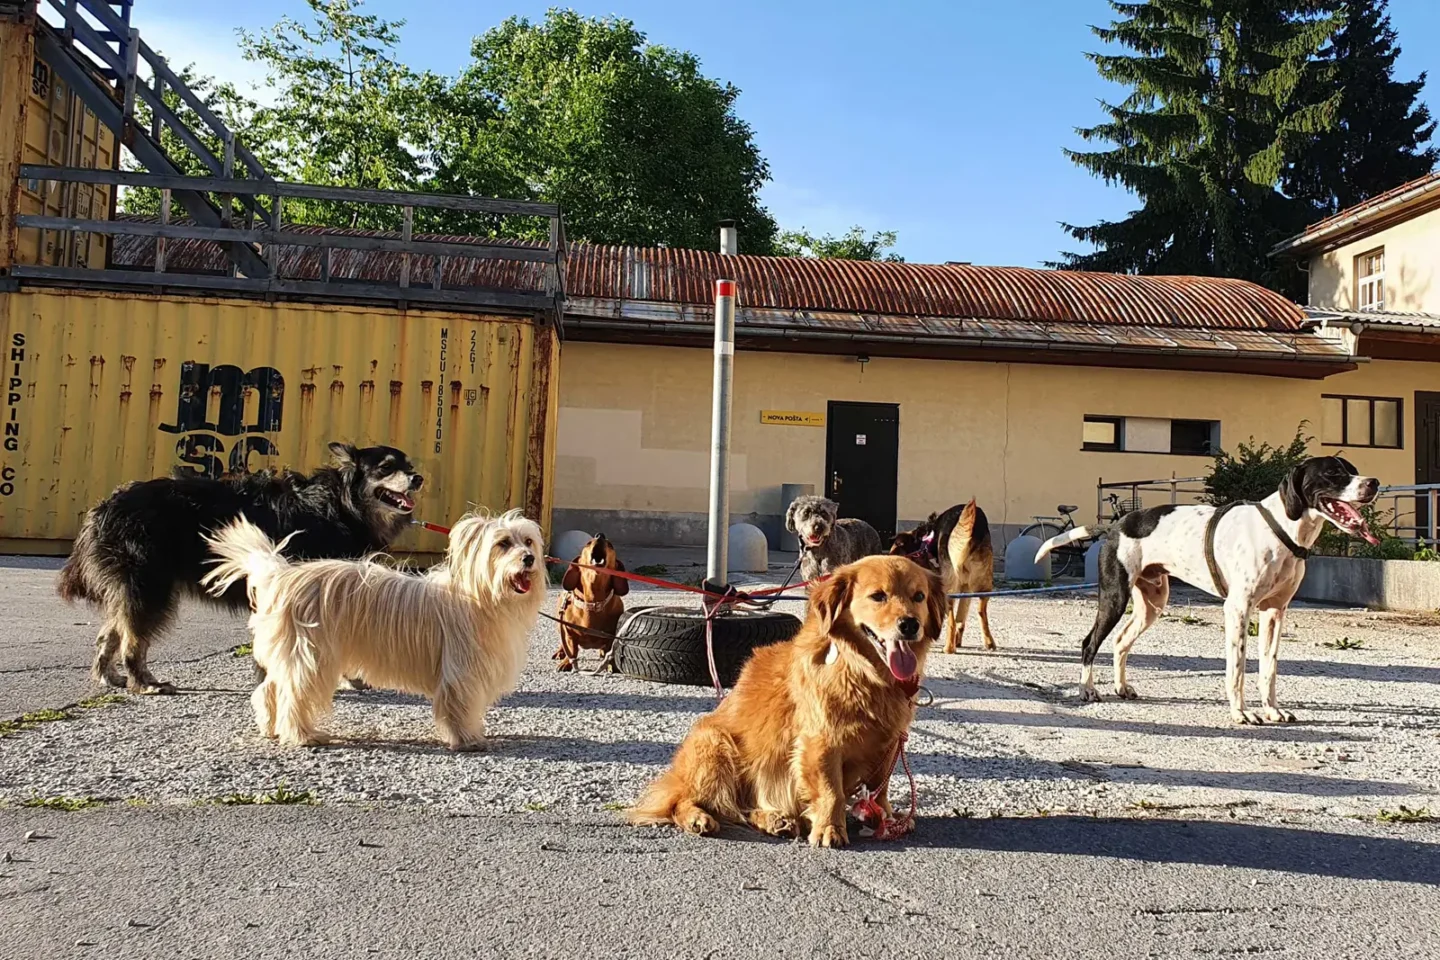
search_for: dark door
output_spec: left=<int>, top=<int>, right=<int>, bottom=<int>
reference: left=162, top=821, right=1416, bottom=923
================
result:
left=825, top=401, right=900, bottom=540
left=1416, top=392, right=1440, bottom=536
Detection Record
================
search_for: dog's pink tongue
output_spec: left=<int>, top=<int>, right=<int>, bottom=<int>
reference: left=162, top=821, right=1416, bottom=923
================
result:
left=885, top=638, right=917, bottom=682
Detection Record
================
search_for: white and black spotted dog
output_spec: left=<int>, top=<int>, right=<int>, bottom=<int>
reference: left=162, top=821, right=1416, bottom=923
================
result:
left=785, top=495, right=885, bottom=584
left=1036, top=456, right=1379, bottom=724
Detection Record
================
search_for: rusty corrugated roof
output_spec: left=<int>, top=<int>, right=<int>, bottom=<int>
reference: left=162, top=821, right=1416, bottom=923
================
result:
left=108, top=223, right=1307, bottom=331
left=564, top=296, right=1352, bottom=363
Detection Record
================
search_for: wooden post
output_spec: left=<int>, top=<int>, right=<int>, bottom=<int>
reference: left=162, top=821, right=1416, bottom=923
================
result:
left=267, top=192, right=282, bottom=280
left=399, top=205, right=413, bottom=288
left=121, top=29, right=140, bottom=126
left=155, top=187, right=170, bottom=273
left=545, top=215, right=560, bottom=301
left=150, top=70, right=163, bottom=141
left=220, top=132, right=235, bottom=227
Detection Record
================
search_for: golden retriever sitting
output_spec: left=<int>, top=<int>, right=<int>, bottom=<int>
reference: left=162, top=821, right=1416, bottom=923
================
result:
left=629, top=555, right=943, bottom=847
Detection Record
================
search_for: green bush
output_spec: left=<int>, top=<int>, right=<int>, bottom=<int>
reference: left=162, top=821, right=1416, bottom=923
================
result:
left=1203, top=424, right=1311, bottom=506
left=1314, top=504, right=1439, bottom=560
left=1414, top=542, right=1440, bottom=562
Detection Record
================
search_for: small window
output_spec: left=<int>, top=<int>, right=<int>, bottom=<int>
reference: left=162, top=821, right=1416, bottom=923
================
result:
left=1083, top=416, right=1123, bottom=452
left=1356, top=248, right=1385, bottom=312
left=1322, top=394, right=1401, bottom=449
left=1171, top=419, right=1219, bottom=456
left=1083, top=415, right=1219, bottom=454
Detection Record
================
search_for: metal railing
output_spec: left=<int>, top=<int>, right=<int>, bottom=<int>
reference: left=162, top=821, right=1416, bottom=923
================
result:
left=1371, top=484, right=1440, bottom=543
left=13, top=166, right=568, bottom=319
left=1093, top=477, right=1440, bottom=544
left=1095, top=475, right=1207, bottom=524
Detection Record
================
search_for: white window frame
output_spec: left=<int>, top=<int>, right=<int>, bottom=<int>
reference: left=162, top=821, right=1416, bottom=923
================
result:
left=1356, top=248, right=1385, bottom=312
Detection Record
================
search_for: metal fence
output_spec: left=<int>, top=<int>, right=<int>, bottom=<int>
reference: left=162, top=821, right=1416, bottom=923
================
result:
left=1094, top=475, right=1207, bottom=524
left=1371, top=484, right=1440, bottom=543
left=1094, top=476, right=1440, bottom=545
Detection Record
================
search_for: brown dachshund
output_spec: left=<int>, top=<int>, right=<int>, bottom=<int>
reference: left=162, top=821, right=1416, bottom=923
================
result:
left=554, top=534, right=629, bottom=672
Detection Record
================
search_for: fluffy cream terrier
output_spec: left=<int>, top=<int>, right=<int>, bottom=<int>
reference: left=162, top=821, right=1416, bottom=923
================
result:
left=202, top=510, right=546, bottom=750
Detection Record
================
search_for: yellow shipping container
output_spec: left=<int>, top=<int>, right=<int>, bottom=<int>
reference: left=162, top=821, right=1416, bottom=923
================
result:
left=0, top=15, right=116, bottom=271
left=0, top=289, right=560, bottom=556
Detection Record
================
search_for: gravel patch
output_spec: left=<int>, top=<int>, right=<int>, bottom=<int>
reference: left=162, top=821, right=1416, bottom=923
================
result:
left=2, top=570, right=1438, bottom=824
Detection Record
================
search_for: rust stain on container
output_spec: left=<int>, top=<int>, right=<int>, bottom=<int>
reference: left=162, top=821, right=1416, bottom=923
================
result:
left=359, top=380, right=375, bottom=398
left=448, top=380, right=462, bottom=415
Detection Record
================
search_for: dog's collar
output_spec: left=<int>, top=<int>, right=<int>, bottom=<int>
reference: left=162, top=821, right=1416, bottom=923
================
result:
left=564, top=591, right=613, bottom=612
left=1256, top=504, right=1310, bottom=561
left=918, top=531, right=937, bottom=560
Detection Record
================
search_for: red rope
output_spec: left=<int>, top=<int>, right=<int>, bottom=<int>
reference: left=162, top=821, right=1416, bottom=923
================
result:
left=422, top=515, right=921, bottom=830
left=850, top=730, right=917, bottom=841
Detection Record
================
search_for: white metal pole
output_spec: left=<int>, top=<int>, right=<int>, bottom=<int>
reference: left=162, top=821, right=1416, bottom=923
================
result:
left=706, top=276, right=737, bottom=584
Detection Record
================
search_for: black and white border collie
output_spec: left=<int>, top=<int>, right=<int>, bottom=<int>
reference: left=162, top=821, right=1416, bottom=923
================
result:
left=58, top=443, right=423, bottom=695
left=1037, top=456, right=1379, bottom=724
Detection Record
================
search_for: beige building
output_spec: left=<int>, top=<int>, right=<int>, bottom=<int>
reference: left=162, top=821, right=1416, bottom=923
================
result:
left=94, top=196, right=1440, bottom=553
left=1272, top=172, right=1440, bottom=512
left=553, top=248, right=1359, bottom=547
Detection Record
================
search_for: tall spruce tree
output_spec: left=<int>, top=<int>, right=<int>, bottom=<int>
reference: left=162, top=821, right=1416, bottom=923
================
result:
left=1057, top=1, right=1342, bottom=295
left=1285, top=0, right=1437, bottom=217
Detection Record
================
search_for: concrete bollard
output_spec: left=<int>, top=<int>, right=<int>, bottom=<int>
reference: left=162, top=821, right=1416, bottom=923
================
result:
left=552, top=529, right=593, bottom=566
left=1005, top=535, right=1050, bottom=582
left=727, top=523, right=769, bottom=573
left=1084, top=539, right=1106, bottom=583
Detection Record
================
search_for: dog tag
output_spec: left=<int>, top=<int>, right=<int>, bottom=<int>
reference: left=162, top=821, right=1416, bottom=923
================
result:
left=855, top=434, right=866, bottom=446
left=824, top=643, right=839, bottom=665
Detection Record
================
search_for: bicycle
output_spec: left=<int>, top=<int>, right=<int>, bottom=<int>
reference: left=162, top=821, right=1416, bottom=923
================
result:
left=1020, top=493, right=1130, bottom=579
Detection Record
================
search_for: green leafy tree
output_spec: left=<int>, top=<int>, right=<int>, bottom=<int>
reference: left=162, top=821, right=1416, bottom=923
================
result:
left=234, top=0, right=434, bottom=229
left=1204, top=423, right=1313, bottom=505
left=120, top=66, right=261, bottom=218
left=1284, top=0, right=1437, bottom=217
left=1057, top=1, right=1342, bottom=296
left=424, top=10, right=777, bottom=250
left=776, top=226, right=904, bottom=261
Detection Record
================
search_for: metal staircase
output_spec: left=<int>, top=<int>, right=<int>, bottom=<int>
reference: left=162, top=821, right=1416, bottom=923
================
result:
left=35, top=0, right=271, bottom=276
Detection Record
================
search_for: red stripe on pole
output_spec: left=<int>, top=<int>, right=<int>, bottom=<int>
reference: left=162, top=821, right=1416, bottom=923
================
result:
left=716, top=279, right=736, bottom=298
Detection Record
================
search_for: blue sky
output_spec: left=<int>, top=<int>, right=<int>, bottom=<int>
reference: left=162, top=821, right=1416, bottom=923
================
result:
left=133, top=0, right=1440, bottom=266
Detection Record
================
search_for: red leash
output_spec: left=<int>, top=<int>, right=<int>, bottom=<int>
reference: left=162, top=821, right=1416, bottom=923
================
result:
left=414, top=519, right=823, bottom=602
left=422, top=515, right=921, bottom=834
left=851, top=729, right=918, bottom=842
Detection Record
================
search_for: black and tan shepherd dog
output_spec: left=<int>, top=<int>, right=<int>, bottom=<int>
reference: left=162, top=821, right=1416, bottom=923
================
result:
left=57, top=442, right=424, bottom=694
left=890, top=499, right=996, bottom=653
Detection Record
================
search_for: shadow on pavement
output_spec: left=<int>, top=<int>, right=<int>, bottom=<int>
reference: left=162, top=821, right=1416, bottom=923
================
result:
left=910, top=815, right=1440, bottom=884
